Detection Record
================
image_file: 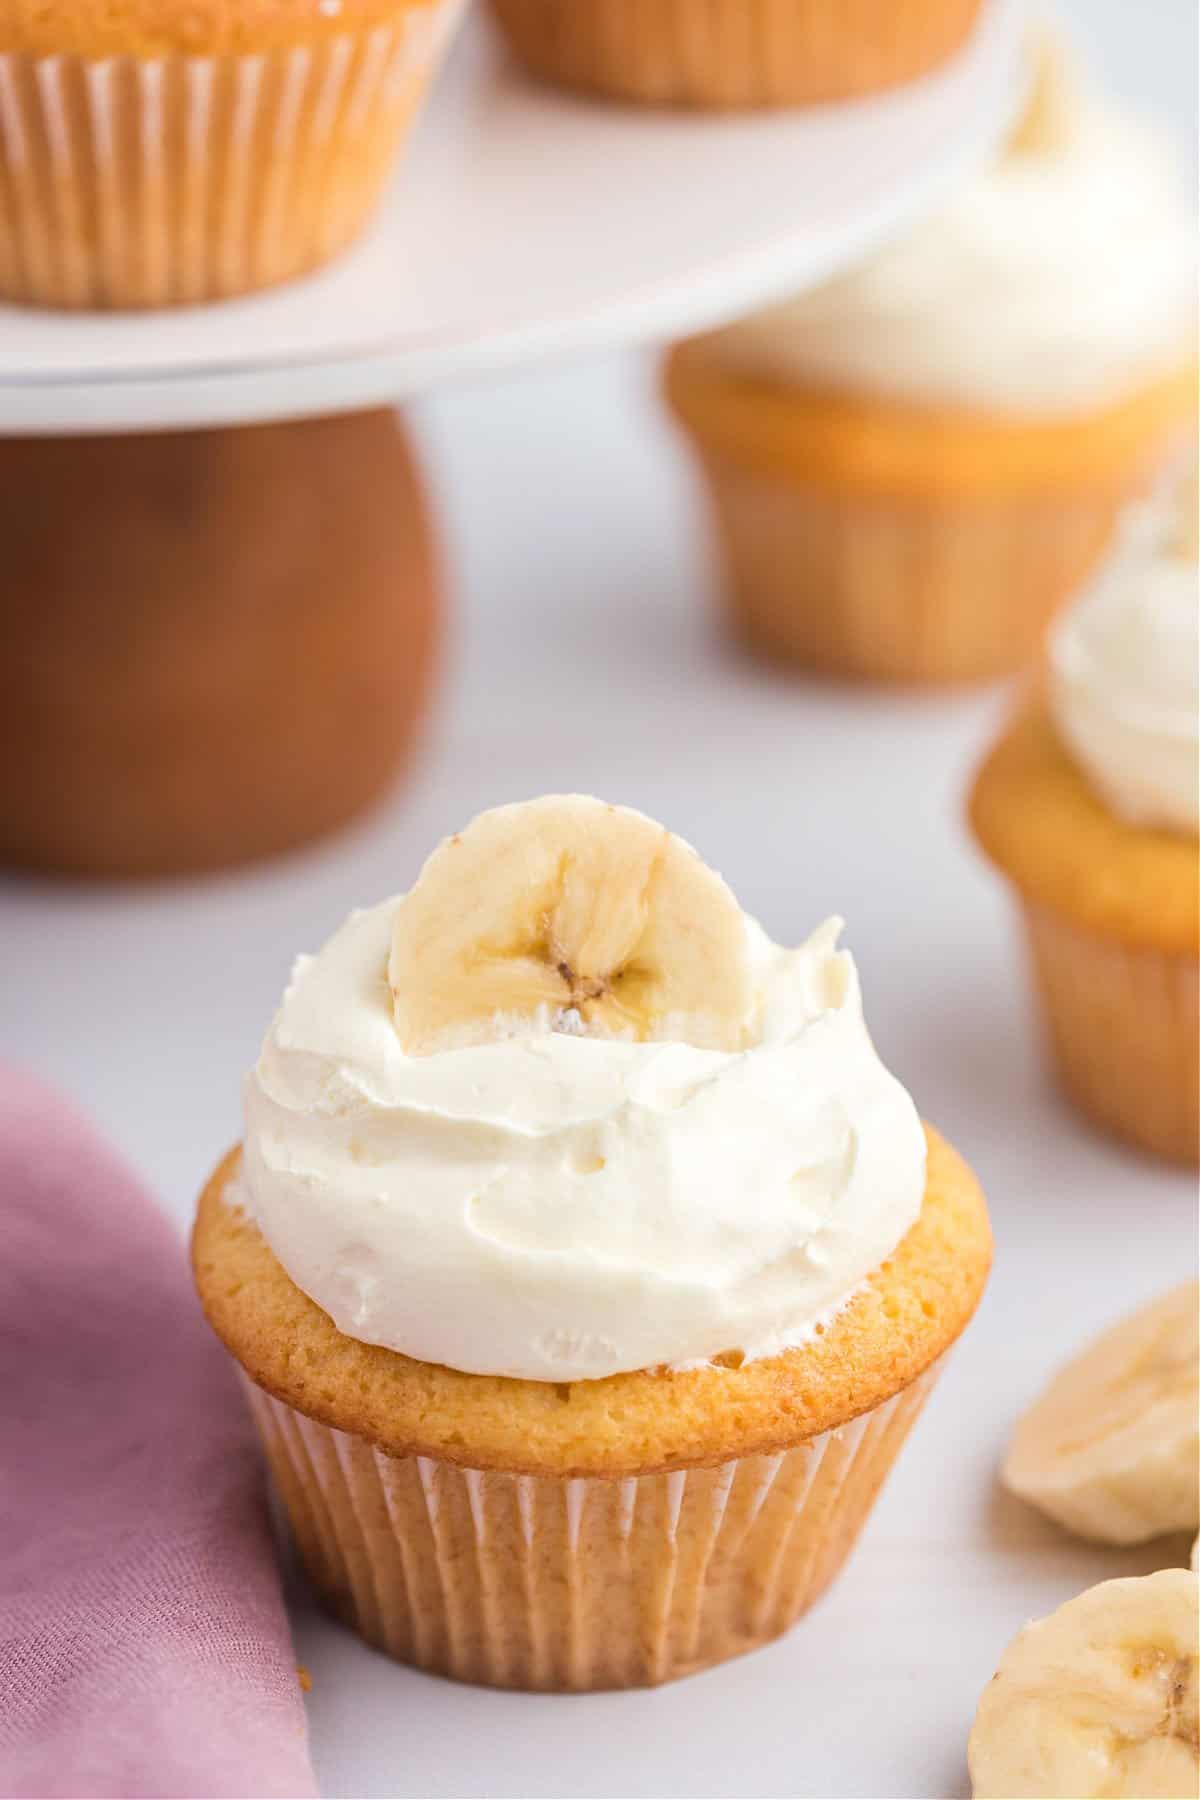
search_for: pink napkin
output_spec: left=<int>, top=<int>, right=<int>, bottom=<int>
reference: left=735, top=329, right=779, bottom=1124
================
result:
left=0, top=1066, right=317, bottom=1800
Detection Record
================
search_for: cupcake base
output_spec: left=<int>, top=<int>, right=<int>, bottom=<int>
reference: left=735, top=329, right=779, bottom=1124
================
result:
left=970, top=701, right=1199, bottom=1166
left=0, top=411, right=440, bottom=877
left=665, top=346, right=1196, bottom=686
left=693, top=448, right=1124, bottom=684
left=487, top=0, right=983, bottom=110
left=1022, top=902, right=1199, bottom=1166
left=245, top=1366, right=938, bottom=1690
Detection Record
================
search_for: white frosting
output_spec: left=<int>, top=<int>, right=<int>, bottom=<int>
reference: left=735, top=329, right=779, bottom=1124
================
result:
left=1050, top=495, right=1199, bottom=836
left=240, top=903, right=926, bottom=1382
left=708, top=93, right=1195, bottom=415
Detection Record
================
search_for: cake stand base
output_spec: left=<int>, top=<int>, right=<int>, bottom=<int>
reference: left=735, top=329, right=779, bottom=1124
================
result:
left=0, top=410, right=440, bottom=878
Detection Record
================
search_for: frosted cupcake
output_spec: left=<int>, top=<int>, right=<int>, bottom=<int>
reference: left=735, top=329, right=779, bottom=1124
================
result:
left=0, top=0, right=466, bottom=308
left=970, top=477, right=1199, bottom=1164
left=487, top=0, right=983, bottom=110
left=193, top=796, right=991, bottom=1690
left=664, top=40, right=1196, bottom=683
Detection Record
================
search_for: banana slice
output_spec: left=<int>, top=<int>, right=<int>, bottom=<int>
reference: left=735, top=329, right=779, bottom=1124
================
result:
left=388, top=796, right=753, bottom=1055
left=1004, top=1283, right=1200, bottom=1545
left=969, top=1571, right=1199, bottom=1799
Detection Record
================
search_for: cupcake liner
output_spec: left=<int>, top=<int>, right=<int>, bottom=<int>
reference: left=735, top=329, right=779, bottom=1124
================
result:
left=689, top=447, right=1138, bottom=684
left=0, top=1, right=465, bottom=308
left=1020, top=901, right=1199, bottom=1166
left=244, top=1362, right=940, bottom=1690
left=487, top=0, right=983, bottom=109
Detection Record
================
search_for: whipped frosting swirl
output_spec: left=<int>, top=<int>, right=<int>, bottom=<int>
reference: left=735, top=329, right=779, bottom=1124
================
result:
left=706, top=81, right=1195, bottom=415
left=1050, top=491, right=1199, bottom=835
left=240, top=903, right=926, bottom=1382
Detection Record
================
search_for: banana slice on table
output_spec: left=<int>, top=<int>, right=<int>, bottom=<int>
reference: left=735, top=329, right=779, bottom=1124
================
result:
left=389, top=795, right=753, bottom=1055
left=1004, top=1283, right=1200, bottom=1544
left=969, top=1570, right=1199, bottom=1799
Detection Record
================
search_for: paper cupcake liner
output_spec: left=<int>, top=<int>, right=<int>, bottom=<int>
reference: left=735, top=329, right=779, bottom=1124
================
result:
left=487, top=0, right=983, bottom=108
left=244, top=1362, right=939, bottom=1690
left=690, top=448, right=1139, bottom=684
left=0, top=1, right=465, bottom=308
left=1020, top=902, right=1199, bottom=1166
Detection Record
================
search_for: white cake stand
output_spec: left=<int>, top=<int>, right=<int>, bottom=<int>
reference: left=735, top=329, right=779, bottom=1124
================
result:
left=0, top=0, right=1023, bottom=434
left=0, top=0, right=1024, bottom=876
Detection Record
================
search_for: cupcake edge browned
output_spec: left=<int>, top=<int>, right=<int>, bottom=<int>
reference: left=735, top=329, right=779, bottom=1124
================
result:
left=192, top=1123, right=991, bottom=1478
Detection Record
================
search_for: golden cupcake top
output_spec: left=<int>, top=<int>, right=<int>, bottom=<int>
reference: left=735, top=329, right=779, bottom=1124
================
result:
left=0, top=0, right=448, bottom=57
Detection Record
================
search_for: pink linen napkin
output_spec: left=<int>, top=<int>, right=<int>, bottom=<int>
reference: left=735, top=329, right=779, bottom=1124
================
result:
left=0, top=1065, right=317, bottom=1800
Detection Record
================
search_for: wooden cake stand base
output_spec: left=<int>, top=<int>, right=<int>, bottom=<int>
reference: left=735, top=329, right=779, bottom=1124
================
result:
left=0, top=409, right=440, bottom=878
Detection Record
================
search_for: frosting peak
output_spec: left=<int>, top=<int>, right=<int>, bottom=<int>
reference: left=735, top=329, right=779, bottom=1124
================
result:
left=1050, top=481, right=1200, bottom=836
left=705, top=53, right=1195, bottom=416
left=240, top=899, right=926, bottom=1381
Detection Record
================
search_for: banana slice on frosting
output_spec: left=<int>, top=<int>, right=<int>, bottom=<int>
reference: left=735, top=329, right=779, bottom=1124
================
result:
left=388, top=795, right=753, bottom=1056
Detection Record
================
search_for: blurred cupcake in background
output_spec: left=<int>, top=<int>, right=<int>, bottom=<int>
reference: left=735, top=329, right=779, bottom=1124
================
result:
left=665, top=33, right=1197, bottom=684
left=0, top=0, right=467, bottom=308
left=969, top=468, right=1199, bottom=1165
left=487, top=0, right=983, bottom=110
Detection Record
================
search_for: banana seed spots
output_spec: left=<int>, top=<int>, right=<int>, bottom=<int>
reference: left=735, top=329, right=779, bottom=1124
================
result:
left=1166, top=1656, right=1199, bottom=1746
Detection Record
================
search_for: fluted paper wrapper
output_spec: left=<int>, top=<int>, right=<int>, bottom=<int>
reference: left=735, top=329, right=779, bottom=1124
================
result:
left=0, top=0, right=464, bottom=308
left=487, top=0, right=982, bottom=108
left=1022, top=901, right=1199, bottom=1166
left=243, top=1363, right=938, bottom=1690
left=694, top=449, right=1134, bottom=685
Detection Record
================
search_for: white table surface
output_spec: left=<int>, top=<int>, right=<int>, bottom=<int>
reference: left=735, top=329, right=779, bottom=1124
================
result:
left=2, top=5, right=1195, bottom=1796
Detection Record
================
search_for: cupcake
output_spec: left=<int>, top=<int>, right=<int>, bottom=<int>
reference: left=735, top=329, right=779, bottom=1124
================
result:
left=664, top=39, right=1197, bottom=684
left=193, top=795, right=992, bottom=1690
left=487, top=0, right=984, bottom=110
left=969, top=475, right=1199, bottom=1165
left=0, top=0, right=466, bottom=308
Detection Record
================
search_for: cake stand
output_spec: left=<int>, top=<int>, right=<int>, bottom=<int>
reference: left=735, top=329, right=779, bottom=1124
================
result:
left=0, top=0, right=1024, bottom=874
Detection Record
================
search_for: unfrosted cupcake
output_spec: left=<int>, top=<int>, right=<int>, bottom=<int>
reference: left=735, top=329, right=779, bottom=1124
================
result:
left=0, top=0, right=466, bottom=308
left=664, top=39, right=1196, bottom=683
left=193, top=795, right=991, bottom=1690
left=970, top=476, right=1199, bottom=1164
left=487, top=0, right=983, bottom=110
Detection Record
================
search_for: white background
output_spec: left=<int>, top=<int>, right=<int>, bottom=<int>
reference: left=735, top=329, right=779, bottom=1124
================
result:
left=1, top=3, right=1196, bottom=1796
